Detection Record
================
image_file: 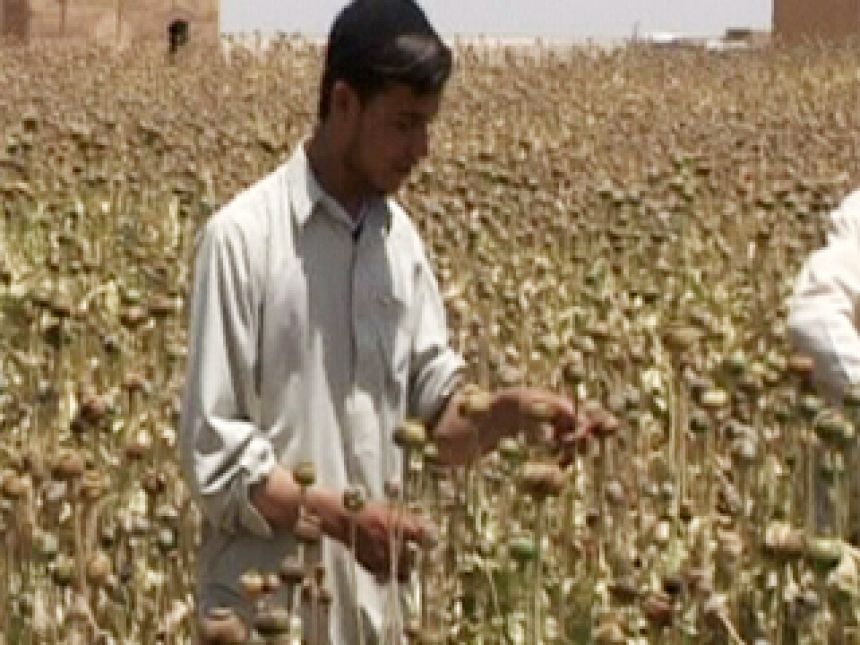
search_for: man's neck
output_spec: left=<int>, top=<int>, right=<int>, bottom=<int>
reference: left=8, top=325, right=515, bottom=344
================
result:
left=304, top=132, right=367, bottom=221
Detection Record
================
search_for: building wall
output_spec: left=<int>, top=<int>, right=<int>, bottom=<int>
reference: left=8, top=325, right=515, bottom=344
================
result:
left=774, top=0, right=860, bottom=42
left=1, top=0, right=218, bottom=44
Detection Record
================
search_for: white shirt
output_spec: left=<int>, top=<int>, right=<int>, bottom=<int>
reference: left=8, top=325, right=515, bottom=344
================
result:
left=179, top=144, right=464, bottom=642
left=788, top=189, right=860, bottom=402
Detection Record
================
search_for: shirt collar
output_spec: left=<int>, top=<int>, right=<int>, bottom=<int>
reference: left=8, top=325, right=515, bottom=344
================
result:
left=286, top=142, right=392, bottom=235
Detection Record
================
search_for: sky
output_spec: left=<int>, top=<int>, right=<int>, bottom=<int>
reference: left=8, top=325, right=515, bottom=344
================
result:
left=221, top=1, right=773, bottom=40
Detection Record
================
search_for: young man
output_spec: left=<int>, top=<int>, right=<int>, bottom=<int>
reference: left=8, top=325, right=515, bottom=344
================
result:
left=180, top=1, right=581, bottom=641
left=789, top=188, right=860, bottom=402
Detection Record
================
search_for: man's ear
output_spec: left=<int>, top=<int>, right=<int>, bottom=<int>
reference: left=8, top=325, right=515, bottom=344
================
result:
left=331, top=80, right=360, bottom=121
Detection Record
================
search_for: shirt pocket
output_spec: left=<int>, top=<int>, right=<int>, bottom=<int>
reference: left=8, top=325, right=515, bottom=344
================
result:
left=371, top=286, right=413, bottom=399
left=264, top=259, right=307, bottom=381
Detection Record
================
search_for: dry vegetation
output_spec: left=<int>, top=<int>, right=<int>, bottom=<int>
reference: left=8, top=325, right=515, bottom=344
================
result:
left=1, top=35, right=860, bottom=643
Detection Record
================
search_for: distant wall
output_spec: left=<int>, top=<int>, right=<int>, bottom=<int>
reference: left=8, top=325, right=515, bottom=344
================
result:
left=1, top=0, right=218, bottom=44
left=774, top=0, right=860, bottom=42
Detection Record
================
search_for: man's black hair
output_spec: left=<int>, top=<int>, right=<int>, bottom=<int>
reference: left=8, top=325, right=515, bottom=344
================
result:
left=318, top=0, right=452, bottom=119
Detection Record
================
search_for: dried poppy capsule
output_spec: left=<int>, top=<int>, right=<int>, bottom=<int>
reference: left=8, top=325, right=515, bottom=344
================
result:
left=239, top=569, right=266, bottom=600
left=394, top=419, right=426, bottom=449
left=689, top=409, right=710, bottom=435
left=53, top=554, right=76, bottom=586
left=787, top=353, right=815, bottom=378
left=120, top=305, right=149, bottom=329
left=608, top=577, right=638, bottom=604
left=292, top=461, right=316, bottom=488
left=125, top=429, right=153, bottom=461
left=798, top=394, right=824, bottom=420
left=81, top=468, right=106, bottom=500
left=342, top=486, right=366, bottom=513
left=199, top=607, right=247, bottom=644
left=662, top=325, right=703, bottom=353
left=262, top=572, right=281, bottom=595
left=123, top=373, right=149, bottom=395
left=642, top=591, right=674, bottom=628
left=520, top=461, right=566, bottom=500
left=592, top=410, right=620, bottom=440
left=459, top=388, right=492, bottom=419
left=724, top=350, right=747, bottom=376
left=51, top=449, right=85, bottom=480
left=148, top=296, right=177, bottom=319
left=253, top=606, right=290, bottom=638
left=280, top=556, right=305, bottom=585
left=805, top=537, right=843, bottom=572
left=86, top=551, right=111, bottom=585
left=508, top=536, right=537, bottom=564
left=763, top=521, right=805, bottom=560
left=605, top=479, right=626, bottom=506
left=593, top=620, right=626, bottom=644
left=814, top=409, right=853, bottom=446
left=77, top=393, right=109, bottom=425
left=141, top=468, right=167, bottom=496
left=3, top=471, right=30, bottom=500
left=699, top=388, right=729, bottom=411
left=498, top=437, right=524, bottom=465
left=383, top=478, right=402, bottom=501
left=843, top=382, right=860, bottom=411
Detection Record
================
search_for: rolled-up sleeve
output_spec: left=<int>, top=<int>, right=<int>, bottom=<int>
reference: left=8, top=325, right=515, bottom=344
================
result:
left=408, top=252, right=465, bottom=423
left=788, top=238, right=860, bottom=402
left=180, top=215, right=276, bottom=538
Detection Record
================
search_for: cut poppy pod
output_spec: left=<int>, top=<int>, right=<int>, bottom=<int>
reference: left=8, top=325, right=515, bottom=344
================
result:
left=253, top=606, right=290, bottom=637
left=763, top=522, right=805, bottom=560
left=805, top=538, right=843, bottom=572
left=642, top=591, right=674, bottom=628
left=292, top=461, right=316, bottom=488
left=239, top=569, right=265, bottom=600
left=459, top=389, right=492, bottom=419
left=520, top=461, right=566, bottom=499
left=813, top=409, right=853, bottom=446
left=199, top=607, right=247, bottom=644
left=394, top=419, right=427, bottom=449
left=509, top=535, right=538, bottom=564
left=787, top=353, right=815, bottom=378
left=342, top=486, right=366, bottom=513
left=280, top=556, right=305, bottom=585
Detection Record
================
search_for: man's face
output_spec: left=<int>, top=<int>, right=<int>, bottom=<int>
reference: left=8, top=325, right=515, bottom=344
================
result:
left=342, top=83, right=441, bottom=197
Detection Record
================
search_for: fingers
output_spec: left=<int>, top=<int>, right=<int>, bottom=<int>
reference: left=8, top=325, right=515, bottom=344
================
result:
left=355, top=507, right=436, bottom=582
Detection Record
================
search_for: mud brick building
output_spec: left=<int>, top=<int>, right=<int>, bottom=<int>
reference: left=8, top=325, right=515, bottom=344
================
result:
left=0, top=0, right=218, bottom=45
left=774, top=0, right=860, bottom=42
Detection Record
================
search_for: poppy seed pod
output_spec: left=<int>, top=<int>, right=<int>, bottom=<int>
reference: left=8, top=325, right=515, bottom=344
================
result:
left=787, top=353, right=815, bottom=379
left=342, top=486, right=366, bottom=513
left=520, top=461, right=566, bottom=500
left=508, top=535, right=537, bottom=564
left=199, top=607, right=247, bottom=644
left=51, top=449, right=85, bottom=480
left=394, top=419, right=427, bottom=449
left=280, top=556, right=305, bottom=585
left=239, top=569, right=265, bottom=600
left=292, top=461, right=316, bottom=488
left=642, top=591, right=674, bottom=628
left=805, top=538, right=843, bottom=572
left=253, top=606, right=290, bottom=638
left=700, top=388, right=729, bottom=411
left=763, top=522, right=805, bottom=560
left=459, top=389, right=492, bottom=419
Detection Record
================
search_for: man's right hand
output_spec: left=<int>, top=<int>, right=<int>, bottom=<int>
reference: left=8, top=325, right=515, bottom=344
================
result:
left=347, top=501, right=436, bottom=583
left=252, top=467, right=437, bottom=582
